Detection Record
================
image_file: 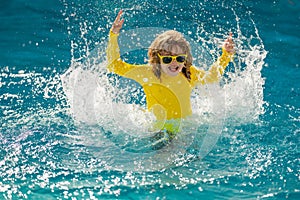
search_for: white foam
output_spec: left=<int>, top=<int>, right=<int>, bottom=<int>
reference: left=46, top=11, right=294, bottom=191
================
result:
left=60, top=10, right=267, bottom=171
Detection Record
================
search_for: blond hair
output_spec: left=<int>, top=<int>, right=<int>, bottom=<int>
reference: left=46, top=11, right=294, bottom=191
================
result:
left=148, top=30, right=193, bottom=81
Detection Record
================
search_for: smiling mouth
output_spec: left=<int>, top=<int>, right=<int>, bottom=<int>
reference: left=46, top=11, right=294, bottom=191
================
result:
left=168, top=66, right=180, bottom=72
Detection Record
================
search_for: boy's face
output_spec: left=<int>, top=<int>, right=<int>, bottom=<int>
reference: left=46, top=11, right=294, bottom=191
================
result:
left=160, top=45, right=185, bottom=77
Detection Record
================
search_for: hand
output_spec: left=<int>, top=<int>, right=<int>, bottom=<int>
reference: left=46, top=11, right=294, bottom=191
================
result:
left=111, top=10, right=124, bottom=34
left=223, top=32, right=235, bottom=54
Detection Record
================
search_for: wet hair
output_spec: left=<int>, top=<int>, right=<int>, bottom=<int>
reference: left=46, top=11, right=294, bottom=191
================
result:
left=148, top=30, right=193, bottom=81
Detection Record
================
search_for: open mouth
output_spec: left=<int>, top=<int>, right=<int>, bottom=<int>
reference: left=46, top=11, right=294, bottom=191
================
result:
left=168, top=66, right=180, bottom=72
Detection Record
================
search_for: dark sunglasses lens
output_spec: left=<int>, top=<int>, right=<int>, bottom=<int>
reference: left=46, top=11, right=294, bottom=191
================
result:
left=162, top=57, right=172, bottom=64
left=176, top=56, right=186, bottom=63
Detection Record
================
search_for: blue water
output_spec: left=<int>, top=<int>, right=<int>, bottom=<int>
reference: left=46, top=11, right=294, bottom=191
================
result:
left=1, top=0, right=299, bottom=199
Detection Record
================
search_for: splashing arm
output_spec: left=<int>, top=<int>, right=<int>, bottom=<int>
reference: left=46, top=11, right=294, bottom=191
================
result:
left=203, top=47, right=234, bottom=83
left=106, top=10, right=136, bottom=76
left=191, top=33, right=235, bottom=85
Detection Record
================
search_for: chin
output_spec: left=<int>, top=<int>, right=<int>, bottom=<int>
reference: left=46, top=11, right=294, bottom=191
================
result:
left=167, top=71, right=180, bottom=76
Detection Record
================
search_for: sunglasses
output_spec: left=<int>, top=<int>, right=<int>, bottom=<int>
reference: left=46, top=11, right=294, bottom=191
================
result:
left=157, top=53, right=187, bottom=64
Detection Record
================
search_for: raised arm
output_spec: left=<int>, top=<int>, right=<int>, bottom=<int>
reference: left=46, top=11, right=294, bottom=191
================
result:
left=191, top=33, right=235, bottom=85
left=106, top=10, right=136, bottom=76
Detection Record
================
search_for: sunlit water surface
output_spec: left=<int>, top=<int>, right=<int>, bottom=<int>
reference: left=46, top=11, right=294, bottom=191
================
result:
left=0, top=0, right=299, bottom=199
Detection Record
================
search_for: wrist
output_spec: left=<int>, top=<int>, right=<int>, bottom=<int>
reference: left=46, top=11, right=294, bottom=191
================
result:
left=222, top=46, right=235, bottom=55
left=110, top=29, right=119, bottom=35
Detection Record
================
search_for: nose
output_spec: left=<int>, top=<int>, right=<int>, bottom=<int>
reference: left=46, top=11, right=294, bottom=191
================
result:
left=170, top=58, right=178, bottom=65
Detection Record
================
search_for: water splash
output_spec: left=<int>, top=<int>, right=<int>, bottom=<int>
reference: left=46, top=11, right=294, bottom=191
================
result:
left=0, top=0, right=275, bottom=198
left=60, top=2, right=267, bottom=172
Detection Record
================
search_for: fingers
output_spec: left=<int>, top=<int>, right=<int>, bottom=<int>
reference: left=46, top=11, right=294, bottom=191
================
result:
left=223, top=32, right=235, bottom=53
left=114, top=10, right=123, bottom=23
left=111, top=10, right=124, bottom=34
left=119, top=18, right=125, bottom=26
left=226, top=32, right=233, bottom=43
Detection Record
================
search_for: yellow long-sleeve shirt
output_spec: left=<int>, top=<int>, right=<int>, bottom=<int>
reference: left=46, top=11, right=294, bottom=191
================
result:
left=106, top=30, right=233, bottom=122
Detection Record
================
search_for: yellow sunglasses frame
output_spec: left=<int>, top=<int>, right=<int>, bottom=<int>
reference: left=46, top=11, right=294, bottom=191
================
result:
left=157, top=53, right=187, bottom=64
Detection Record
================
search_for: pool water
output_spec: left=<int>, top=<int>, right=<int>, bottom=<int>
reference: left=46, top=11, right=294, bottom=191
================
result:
left=1, top=0, right=299, bottom=199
